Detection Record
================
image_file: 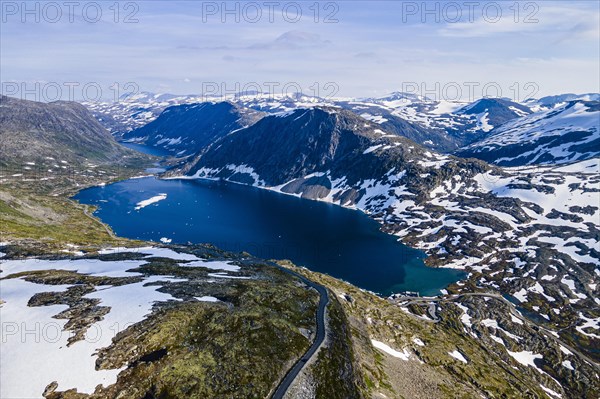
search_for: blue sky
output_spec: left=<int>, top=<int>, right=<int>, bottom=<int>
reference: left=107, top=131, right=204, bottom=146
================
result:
left=1, top=1, right=599, bottom=101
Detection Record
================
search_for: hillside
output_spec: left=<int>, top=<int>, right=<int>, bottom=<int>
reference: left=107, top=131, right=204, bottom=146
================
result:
left=1, top=100, right=598, bottom=399
left=457, top=100, right=600, bottom=166
left=83, top=93, right=535, bottom=153
left=177, top=107, right=600, bottom=370
left=122, top=102, right=264, bottom=156
left=0, top=95, right=143, bottom=168
left=0, top=95, right=155, bottom=248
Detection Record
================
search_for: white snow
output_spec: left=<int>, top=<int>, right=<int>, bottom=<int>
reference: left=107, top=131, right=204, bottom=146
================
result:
left=540, top=384, right=563, bottom=398
left=0, top=276, right=178, bottom=398
left=0, top=247, right=239, bottom=397
left=448, top=350, right=468, bottom=363
left=195, top=296, right=219, bottom=302
left=507, top=350, right=542, bottom=369
left=561, top=360, right=574, bottom=371
left=181, top=260, right=241, bottom=272
left=456, top=303, right=472, bottom=327
left=371, top=340, right=411, bottom=361
left=134, top=193, right=167, bottom=210
left=207, top=272, right=251, bottom=279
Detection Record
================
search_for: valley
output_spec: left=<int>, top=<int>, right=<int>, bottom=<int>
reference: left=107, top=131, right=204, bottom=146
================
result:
left=1, top=91, right=598, bottom=399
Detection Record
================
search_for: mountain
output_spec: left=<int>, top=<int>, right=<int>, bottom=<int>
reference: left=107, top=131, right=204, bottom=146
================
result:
left=455, top=98, right=532, bottom=132
left=83, top=91, right=208, bottom=136
left=0, top=95, right=142, bottom=168
left=525, top=93, right=600, bottom=111
left=181, top=106, right=478, bottom=187
left=122, top=102, right=264, bottom=156
left=177, top=107, right=599, bottom=366
left=329, top=100, right=461, bottom=152
left=234, top=92, right=337, bottom=113
left=457, top=100, right=600, bottom=166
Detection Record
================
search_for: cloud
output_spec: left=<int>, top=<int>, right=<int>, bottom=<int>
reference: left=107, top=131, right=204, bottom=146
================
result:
left=438, top=4, right=599, bottom=40
left=222, top=55, right=242, bottom=62
left=248, top=30, right=331, bottom=50
left=175, top=30, right=332, bottom=52
left=354, top=52, right=377, bottom=58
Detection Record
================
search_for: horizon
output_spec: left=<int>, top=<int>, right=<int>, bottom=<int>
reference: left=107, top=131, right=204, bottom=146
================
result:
left=2, top=88, right=600, bottom=105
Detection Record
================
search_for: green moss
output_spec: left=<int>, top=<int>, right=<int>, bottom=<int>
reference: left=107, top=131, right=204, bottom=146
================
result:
left=44, top=260, right=319, bottom=399
left=310, top=296, right=366, bottom=398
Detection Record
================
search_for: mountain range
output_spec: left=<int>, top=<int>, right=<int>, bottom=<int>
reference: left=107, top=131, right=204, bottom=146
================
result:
left=85, top=91, right=599, bottom=167
left=2, top=93, right=599, bottom=398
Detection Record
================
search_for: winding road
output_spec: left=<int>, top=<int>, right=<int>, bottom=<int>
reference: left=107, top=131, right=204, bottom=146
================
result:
left=270, top=266, right=329, bottom=399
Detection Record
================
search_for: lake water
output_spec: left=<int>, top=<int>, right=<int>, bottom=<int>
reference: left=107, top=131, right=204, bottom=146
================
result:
left=74, top=177, right=464, bottom=296
left=121, top=142, right=173, bottom=157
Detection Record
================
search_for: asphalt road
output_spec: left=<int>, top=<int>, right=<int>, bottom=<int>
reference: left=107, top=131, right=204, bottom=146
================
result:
left=270, top=266, right=329, bottom=399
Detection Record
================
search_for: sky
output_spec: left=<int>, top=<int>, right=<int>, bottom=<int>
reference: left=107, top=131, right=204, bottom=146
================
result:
left=1, top=0, right=599, bottom=101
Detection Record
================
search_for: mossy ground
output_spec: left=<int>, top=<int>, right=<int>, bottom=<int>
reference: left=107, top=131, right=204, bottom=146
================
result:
left=0, top=162, right=152, bottom=252
left=277, top=261, right=566, bottom=399
left=5, top=249, right=320, bottom=399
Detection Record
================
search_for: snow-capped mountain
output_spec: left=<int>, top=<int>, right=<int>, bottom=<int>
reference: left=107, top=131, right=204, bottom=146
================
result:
left=83, top=91, right=599, bottom=160
left=455, top=98, right=532, bottom=131
left=122, top=102, right=264, bottom=156
left=525, top=93, right=600, bottom=111
left=457, top=100, right=600, bottom=166
left=82, top=91, right=209, bottom=137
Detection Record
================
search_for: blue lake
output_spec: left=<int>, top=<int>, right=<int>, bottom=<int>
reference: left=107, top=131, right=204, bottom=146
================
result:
left=74, top=177, right=464, bottom=296
left=121, top=141, right=173, bottom=157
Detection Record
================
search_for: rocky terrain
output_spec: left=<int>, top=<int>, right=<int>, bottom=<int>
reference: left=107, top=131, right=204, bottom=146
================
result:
left=82, top=92, right=209, bottom=137
left=122, top=102, right=264, bottom=156
left=85, top=91, right=547, bottom=154
left=0, top=244, right=322, bottom=398
left=0, top=95, right=155, bottom=197
left=457, top=100, right=600, bottom=166
left=0, top=95, right=149, bottom=168
left=2, top=92, right=598, bottom=398
left=174, top=107, right=599, bottom=374
left=3, top=241, right=598, bottom=399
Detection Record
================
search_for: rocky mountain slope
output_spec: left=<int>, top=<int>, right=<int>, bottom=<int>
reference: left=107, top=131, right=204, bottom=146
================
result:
left=0, top=95, right=154, bottom=199
left=4, top=240, right=598, bottom=399
left=122, top=102, right=264, bottom=156
left=82, top=92, right=208, bottom=137
left=457, top=100, right=600, bottom=166
left=337, top=96, right=531, bottom=152
left=0, top=95, right=143, bottom=168
left=82, top=92, right=537, bottom=153
left=525, top=93, right=600, bottom=111
left=175, top=107, right=599, bottom=369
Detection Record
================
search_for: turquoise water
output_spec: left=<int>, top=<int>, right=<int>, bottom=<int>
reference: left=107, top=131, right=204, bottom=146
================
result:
left=75, top=177, right=464, bottom=296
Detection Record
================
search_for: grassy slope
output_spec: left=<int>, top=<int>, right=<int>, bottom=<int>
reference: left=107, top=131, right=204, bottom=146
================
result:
left=0, top=163, right=151, bottom=252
